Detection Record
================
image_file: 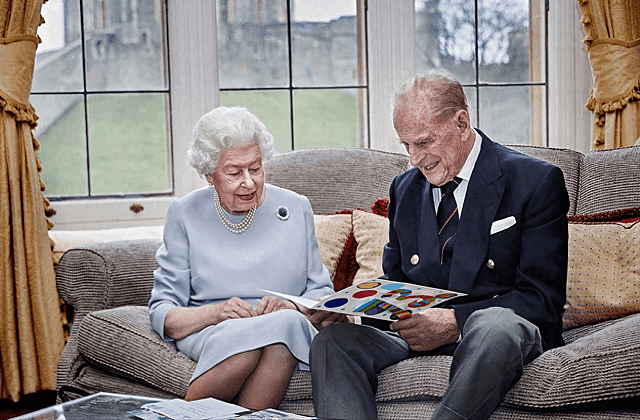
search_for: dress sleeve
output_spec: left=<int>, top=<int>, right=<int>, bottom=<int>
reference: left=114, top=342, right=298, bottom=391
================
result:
left=299, top=196, right=335, bottom=299
left=149, top=198, right=191, bottom=341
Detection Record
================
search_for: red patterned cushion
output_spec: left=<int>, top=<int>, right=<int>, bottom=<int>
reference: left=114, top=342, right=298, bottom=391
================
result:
left=371, top=198, right=390, bottom=218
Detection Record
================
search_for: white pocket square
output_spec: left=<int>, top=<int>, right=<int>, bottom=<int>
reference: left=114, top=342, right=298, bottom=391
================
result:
left=490, top=216, right=516, bottom=235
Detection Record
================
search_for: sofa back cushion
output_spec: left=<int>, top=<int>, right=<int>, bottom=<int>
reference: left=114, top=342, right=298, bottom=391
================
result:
left=576, top=145, right=640, bottom=214
left=506, top=144, right=583, bottom=216
left=265, top=148, right=410, bottom=214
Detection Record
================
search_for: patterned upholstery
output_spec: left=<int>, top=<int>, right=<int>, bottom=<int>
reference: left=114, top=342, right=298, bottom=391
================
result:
left=265, top=148, right=410, bottom=214
left=506, top=144, right=583, bottom=216
left=576, top=146, right=640, bottom=214
left=55, top=146, right=640, bottom=419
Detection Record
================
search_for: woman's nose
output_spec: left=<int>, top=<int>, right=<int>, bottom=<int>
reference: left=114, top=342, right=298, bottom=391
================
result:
left=241, top=170, right=254, bottom=187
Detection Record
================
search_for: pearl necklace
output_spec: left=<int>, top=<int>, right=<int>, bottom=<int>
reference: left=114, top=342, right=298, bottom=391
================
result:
left=214, top=189, right=257, bottom=234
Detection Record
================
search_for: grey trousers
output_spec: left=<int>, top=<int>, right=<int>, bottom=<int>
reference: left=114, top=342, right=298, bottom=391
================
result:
left=310, top=307, right=543, bottom=420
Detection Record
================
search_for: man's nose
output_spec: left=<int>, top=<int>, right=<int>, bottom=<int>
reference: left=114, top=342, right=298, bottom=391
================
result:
left=408, top=145, right=425, bottom=167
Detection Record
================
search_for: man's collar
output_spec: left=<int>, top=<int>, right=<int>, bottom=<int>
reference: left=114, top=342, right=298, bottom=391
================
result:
left=456, top=128, right=482, bottom=182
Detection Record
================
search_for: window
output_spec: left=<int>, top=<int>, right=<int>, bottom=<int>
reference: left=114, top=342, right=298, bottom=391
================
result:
left=216, top=0, right=369, bottom=150
left=414, top=0, right=547, bottom=146
left=32, top=0, right=171, bottom=201
left=33, top=0, right=589, bottom=229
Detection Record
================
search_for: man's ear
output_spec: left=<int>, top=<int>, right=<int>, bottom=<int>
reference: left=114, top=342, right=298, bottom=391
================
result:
left=455, top=109, right=470, bottom=132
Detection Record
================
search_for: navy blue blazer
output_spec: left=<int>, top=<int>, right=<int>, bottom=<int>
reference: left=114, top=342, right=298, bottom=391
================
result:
left=381, top=131, right=569, bottom=350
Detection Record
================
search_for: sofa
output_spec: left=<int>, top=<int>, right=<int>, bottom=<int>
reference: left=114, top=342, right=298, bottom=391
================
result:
left=55, top=145, right=640, bottom=419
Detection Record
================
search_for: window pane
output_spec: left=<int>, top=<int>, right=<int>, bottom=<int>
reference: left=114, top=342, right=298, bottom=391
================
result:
left=32, top=95, right=88, bottom=197
left=291, top=0, right=358, bottom=87
left=415, top=0, right=476, bottom=84
left=217, top=0, right=289, bottom=89
left=478, top=85, right=546, bottom=145
left=219, top=90, right=293, bottom=152
left=83, top=0, right=168, bottom=91
left=293, top=89, right=362, bottom=148
left=33, top=0, right=83, bottom=93
left=462, top=87, right=477, bottom=127
left=478, top=0, right=531, bottom=83
left=87, top=93, right=170, bottom=195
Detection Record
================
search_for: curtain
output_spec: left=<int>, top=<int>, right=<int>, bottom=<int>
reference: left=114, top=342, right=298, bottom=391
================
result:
left=577, top=0, right=640, bottom=150
left=0, top=0, right=65, bottom=402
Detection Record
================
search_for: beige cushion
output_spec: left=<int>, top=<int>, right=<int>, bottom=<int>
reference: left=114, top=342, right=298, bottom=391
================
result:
left=352, top=209, right=388, bottom=284
left=313, top=213, right=353, bottom=281
left=564, top=220, right=640, bottom=329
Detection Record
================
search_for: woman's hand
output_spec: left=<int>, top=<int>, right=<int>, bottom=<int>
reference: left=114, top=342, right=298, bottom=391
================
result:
left=216, top=297, right=259, bottom=321
left=164, top=297, right=258, bottom=340
left=255, top=296, right=289, bottom=315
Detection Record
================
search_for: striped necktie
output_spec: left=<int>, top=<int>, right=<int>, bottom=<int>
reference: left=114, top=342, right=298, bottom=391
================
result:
left=436, top=177, right=462, bottom=274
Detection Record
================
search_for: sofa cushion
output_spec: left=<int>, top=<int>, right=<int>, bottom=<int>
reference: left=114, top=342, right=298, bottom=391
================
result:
left=76, top=306, right=194, bottom=397
left=563, top=217, right=640, bottom=329
left=265, top=148, right=409, bottom=215
left=313, top=213, right=354, bottom=284
left=506, top=144, right=583, bottom=216
left=352, top=209, right=388, bottom=284
left=576, top=145, right=640, bottom=215
left=283, top=355, right=453, bottom=403
left=504, top=312, right=640, bottom=409
left=281, top=313, right=640, bottom=410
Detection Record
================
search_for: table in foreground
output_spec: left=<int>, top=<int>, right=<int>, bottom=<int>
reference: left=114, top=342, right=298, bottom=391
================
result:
left=11, top=392, right=164, bottom=420
left=12, top=392, right=316, bottom=420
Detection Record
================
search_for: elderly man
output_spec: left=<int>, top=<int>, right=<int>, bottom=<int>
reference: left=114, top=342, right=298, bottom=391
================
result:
left=309, top=69, right=569, bottom=420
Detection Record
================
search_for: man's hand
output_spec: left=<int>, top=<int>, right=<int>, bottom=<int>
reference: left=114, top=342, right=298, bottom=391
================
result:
left=305, top=308, right=351, bottom=331
left=391, top=308, right=459, bottom=352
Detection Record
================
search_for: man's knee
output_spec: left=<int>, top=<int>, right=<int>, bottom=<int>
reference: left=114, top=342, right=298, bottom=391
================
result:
left=312, top=323, right=362, bottom=352
left=463, top=307, right=542, bottom=361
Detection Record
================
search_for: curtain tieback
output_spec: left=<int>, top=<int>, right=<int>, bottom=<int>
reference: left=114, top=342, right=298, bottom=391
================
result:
left=0, top=40, right=38, bottom=106
left=587, top=42, right=640, bottom=105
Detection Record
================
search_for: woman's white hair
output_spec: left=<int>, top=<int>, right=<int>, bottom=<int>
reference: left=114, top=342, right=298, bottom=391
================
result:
left=187, top=106, right=276, bottom=177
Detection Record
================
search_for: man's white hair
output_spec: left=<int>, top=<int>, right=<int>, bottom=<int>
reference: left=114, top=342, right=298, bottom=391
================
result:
left=392, top=68, right=468, bottom=121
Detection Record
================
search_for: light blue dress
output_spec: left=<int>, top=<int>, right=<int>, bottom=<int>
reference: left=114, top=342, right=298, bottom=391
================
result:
left=149, top=184, right=334, bottom=383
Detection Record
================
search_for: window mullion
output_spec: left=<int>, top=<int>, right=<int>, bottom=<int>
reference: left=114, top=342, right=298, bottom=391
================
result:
left=367, top=0, right=415, bottom=153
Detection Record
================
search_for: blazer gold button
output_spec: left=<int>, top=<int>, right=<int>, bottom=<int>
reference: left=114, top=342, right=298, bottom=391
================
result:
left=410, top=254, right=420, bottom=265
left=486, top=259, right=495, bottom=270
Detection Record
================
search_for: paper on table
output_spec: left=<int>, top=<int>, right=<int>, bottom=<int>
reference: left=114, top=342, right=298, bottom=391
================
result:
left=142, top=398, right=248, bottom=420
left=237, top=408, right=314, bottom=419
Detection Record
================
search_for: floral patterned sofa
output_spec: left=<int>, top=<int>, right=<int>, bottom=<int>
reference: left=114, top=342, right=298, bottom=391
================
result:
left=55, top=146, right=640, bottom=419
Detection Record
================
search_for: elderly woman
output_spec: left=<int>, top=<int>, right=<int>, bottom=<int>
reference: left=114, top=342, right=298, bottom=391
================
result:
left=148, top=106, right=335, bottom=409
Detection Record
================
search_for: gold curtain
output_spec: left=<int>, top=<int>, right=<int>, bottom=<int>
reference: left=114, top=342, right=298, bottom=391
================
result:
left=577, top=0, right=640, bottom=150
left=0, top=0, right=65, bottom=402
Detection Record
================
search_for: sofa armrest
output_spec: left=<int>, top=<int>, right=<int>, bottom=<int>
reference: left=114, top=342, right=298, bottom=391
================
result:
left=56, top=239, right=162, bottom=329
